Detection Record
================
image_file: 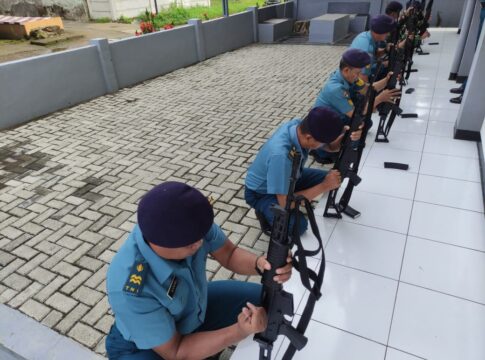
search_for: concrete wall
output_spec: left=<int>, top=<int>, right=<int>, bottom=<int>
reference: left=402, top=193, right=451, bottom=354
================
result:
left=0, top=46, right=106, bottom=129
left=455, top=21, right=485, bottom=140
left=110, top=25, right=199, bottom=88
left=295, top=0, right=466, bottom=27
left=0, top=0, right=88, bottom=20
left=0, top=8, right=259, bottom=129
left=202, top=11, right=254, bottom=59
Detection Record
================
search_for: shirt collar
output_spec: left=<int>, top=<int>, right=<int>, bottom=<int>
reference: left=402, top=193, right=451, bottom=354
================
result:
left=134, top=225, right=174, bottom=284
left=336, top=70, right=351, bottom=89
left=289, top=120, right=303, bottom=154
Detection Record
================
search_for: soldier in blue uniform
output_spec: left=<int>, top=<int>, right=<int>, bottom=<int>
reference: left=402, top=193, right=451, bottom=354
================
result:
left=351, top=14, right=397, bottom=82
left=106, top=181, right=293, bottom=360
left=244, top=107, right=362, bottom=236
left=311, top=48, right=401, bottom=163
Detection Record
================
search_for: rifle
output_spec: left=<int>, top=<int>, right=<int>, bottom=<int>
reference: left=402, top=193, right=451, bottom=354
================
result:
left=404, top=9, right=418, bottom=79
left=323, top=62, right=379, bottom=219
left=255, top=148, right=325, bottom=360
left=375, top=46, right=405, bottom=143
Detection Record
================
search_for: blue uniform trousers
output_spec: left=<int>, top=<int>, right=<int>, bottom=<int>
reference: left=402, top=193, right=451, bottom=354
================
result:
left=106, top=281, right=262, bottom=359
left=245, top=168, right=328, bottom=236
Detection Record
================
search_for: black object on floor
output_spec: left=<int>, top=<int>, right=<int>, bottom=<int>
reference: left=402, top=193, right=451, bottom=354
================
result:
left=410, top=69, right=418, bottom=73
left=450, top=87, right=464, bottom=94
left=429, top=42, right=439, bottom=45
left=255, top=210, right=272, bottom=236
left=405, top=88, right=415, bottom=94
left=450, top=95, right=462, bottom=104
left=339, top=204, right=361, bottom=219
left=400, top=113, right=418, bottom=118
left=384, top=162, right=409, bottom=170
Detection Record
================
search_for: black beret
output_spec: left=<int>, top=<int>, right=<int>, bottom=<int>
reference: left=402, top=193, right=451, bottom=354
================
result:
left=386, top=1, right=403, bottom=13
left=138, top=182, right=214, bottom=248
left=370, top=14, right=397, bottom=34
left=307, top=107, right=344, bottom=143
left=342, top=48, right=371, bottom=68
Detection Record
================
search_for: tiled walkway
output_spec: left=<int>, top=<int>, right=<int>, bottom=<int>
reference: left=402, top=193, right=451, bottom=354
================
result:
left=233, top=29, right=485, bottom=360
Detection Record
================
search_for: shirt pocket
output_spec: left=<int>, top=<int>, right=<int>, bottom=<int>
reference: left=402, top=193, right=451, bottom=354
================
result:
left=163, top=277, right=190, bottom=317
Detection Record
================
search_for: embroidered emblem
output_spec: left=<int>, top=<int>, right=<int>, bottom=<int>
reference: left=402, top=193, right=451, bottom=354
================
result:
left=288, top=146, right=297, bottom=160
left=343, top=90, right=350, bottom=98
left=123, top=261, right=148, bottom=296
left=167, top=276, right=178, bottom=300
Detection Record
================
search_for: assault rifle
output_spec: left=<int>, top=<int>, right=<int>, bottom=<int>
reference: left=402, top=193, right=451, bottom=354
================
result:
left=255, top=148, right=325, bottom=360
left=404, top=8, right=419, bottom=80
left=375, top=46, right=405, bottom=142
left=323, top=62, right=380, bottom=219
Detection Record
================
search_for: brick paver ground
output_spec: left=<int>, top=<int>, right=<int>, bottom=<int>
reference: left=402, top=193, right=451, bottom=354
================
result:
left=0, top=43, right=344, bottom=355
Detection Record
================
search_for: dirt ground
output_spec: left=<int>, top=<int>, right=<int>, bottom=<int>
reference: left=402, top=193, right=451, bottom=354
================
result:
left=0, top=20, right=139, bottom=63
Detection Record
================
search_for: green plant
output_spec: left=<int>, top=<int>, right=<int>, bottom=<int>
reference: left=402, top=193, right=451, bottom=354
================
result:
left=118, top=15, right=133, bottom=24
left=93, top=17, right=111, bottom=23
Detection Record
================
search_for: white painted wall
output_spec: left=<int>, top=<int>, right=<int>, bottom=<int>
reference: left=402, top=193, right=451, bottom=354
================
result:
left=88, top=0, right=210, bottom=20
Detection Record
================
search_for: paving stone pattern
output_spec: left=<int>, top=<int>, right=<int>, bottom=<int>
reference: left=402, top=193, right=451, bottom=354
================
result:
left=0, top=43, right=344, bottom=355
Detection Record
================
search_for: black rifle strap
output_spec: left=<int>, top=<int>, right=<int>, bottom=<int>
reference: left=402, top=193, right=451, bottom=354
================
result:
left=282, top=198, right=325, bottom=360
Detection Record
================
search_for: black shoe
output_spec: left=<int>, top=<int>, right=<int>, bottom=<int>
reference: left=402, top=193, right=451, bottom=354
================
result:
left=450, top=95, right=462, bottom=104
left=255, top=210, right=272, bottom=236
left=309, top=150, right=337, bottom=165
left=450, top=87, right=464, bottom=94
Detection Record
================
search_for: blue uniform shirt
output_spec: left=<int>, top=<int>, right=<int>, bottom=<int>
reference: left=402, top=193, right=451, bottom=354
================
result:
left=313, top=70, right=367, bottom=123
left=107, top=223, right=226, bottom=349
left=314, top=70, right=354, bottom=119
left=350, top=31, right=376, bottom=76
left=245, top=119, right=307, bottom=195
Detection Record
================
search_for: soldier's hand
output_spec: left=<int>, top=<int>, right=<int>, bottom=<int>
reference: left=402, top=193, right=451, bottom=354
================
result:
left=237, top=303, right=267, bottom=336
left=379, top=88, right=401, bottom=104
left=348, top=123, right=363, bottom=141
left=323, top=170, right=342, bottom=191
left=258, top=252, right=293, bottom=284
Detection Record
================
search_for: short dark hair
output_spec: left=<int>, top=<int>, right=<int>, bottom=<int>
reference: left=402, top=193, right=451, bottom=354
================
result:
left=339, top=59, right=351, bottom=70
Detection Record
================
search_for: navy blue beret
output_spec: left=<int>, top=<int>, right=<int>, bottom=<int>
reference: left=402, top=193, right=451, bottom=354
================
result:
left=307, top=107, right=344, bottom=143
left=386, top=1, right=403, bottom=13
left=138, top=182, right=214, bottom=248
left=370, top=14, right=397, bottom=34
left=342, top=48, right=371, bottom=68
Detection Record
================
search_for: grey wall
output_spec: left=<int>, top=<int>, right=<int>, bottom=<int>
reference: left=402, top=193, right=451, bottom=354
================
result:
left=455, top=21, right=485, bottom=137
left=296, top=0, right=382, bottom=21
left=296, top=0, right=466, bottom=27
left=0, top=46, right=106, bottom=129
left=202, top=12, right=254, bottom=59
left=110, top=26, right=199, bottom=88
left=0, top=9, right=261, bottom=129
left=258, top=2, right=295, bottom=22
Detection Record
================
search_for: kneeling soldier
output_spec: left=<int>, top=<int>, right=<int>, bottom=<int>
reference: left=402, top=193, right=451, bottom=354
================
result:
left=244, top=107, right=362, bottom=236
left=106, top=181, right=292, bottom=360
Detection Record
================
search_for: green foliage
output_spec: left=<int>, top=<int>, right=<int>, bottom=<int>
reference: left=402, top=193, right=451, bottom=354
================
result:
left=137, top=0, right=259, bottom=28
left=92, top=17, right=111, bottom=23
left=117, top=15, right=133, bottom=24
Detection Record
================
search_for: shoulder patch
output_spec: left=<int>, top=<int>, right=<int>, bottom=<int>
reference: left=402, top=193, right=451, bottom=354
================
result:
left=123, top=261, right=148, bottom=296
left=342, top=90, right=350, bottom=99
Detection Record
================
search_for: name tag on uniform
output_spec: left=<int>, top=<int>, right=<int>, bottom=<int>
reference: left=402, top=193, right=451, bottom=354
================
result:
left=167, top=276, right=178, bottom=300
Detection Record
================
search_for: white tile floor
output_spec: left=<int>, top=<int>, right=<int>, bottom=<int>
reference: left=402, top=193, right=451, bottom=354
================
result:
left=232, top=29, right=485, bottom=360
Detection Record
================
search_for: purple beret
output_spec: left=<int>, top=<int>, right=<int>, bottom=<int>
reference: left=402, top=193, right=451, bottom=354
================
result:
left=370, top=14, right=397, bottom=34
left=137, top=182, right=214, bottom=248
left=386, top=1, right=403, bottom=14
left=307, top=107, right=344, bottom=143
left=342, top=48, right=371, bottom=68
